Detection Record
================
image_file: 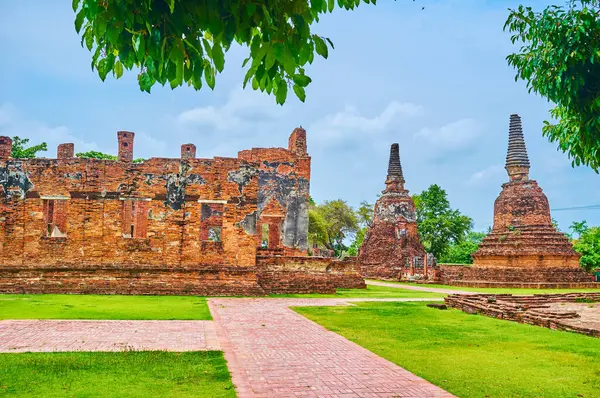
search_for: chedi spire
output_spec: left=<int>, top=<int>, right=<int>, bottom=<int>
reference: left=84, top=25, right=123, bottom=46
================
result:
left=505, top=114, right=530, bottom=181
left=385, top=143, right=405, bottom=191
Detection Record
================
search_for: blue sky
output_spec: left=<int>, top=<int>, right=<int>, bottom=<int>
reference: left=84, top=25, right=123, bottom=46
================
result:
left=1, top=0, right=598, bottom=232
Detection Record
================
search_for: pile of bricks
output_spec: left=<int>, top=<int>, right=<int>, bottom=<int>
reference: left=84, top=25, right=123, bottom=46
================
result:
left=446, top=293, right=600, bottom=337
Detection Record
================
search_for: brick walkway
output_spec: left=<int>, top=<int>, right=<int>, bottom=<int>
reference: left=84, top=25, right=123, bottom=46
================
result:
left=209, top=298, right=454, bottom=398
left=0, top=320, right=219, bottom=352
left=367, top=280, right=475, bottom=295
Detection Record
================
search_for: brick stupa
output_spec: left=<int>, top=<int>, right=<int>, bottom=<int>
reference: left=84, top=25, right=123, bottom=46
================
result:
left=460, top=114, right=594, bottom=287
left=358, top=144, right=427, bottom=280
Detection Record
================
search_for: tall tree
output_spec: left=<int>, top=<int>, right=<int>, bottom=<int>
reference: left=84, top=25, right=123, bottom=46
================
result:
left=439, top=231, right=486, bottom=264
left=73, top=0, right=376, bottom=104
left=346, top=200, right=373, bottom=256
left=570, top=220, right=590, bottom=239
left=413, top=184, right=473, bottom=260
left=505, top=1, right=600, bottom=171
left=308, top=199, right=358, bottom=255
left=356, top=201, right=374, bottom=228
left=11, top=137, right=47, bottom=159
left=573, top=226, right=600, bottom=271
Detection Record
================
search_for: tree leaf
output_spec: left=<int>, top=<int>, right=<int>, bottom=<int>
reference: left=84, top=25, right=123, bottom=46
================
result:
left=293, top=74, right=312, bottom=87
left=314, top=36, right=328, bottom=58
left=167, top=0, right=175, bottom=13
left=204, top=62, right=215, bottom=89
left=276, top=79, right=288, bottom=105
left=114, top=60, right=124, bottom=78
left=212, top=42, right=225, bottom=72
left=74, top=9, right=85, bottom=33
left=293, top=84, right=306, bottom=102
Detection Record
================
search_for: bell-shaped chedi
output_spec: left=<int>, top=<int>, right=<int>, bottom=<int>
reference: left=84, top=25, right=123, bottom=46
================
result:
left=472, top=114, right=582, bottom=269
left=358, top=144, right=427, bottom=279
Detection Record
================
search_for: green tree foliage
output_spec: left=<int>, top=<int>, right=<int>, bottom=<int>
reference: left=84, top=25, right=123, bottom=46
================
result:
left=76, top=150, right=145, bottom=163
left=439, top=231, right=486, bottom=264
left=346, top=227, right=366, bottom=257
left=505, top=1, right=600, bottom=171
left=11, top=137, right=47, bottom=159
left=356, top=201, right=374, bottom=228
left=76, top=150, right=118, bottom=160
left=572, top=226, right=600, bottom=271
left=73, top=0, right=375, bottom=104
left=308, top=199, right=358, bottom=255
left=413, top=184, right=473, bottom=260
left=346, top=201, right=373, bottom=256
left=570, top=220, right=589, bottom=239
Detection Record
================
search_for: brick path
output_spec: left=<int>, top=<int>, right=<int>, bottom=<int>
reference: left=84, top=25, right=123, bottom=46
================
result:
left=209, top=298, right=454, bottom=397
left=367, top=280, right=475, bottom=295
left=0, top=320, right=219, bottom=352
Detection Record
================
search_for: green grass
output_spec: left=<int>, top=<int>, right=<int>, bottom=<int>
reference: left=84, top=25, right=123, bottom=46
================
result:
left=295, top=301, right=600, bottom=398
left=0, top=294, right=211, bottom=320
left=369, top=280, right=600, bottom=295
left=269, top=284, right=445, bottom=299
left=0, top=351, right=234, bottom=397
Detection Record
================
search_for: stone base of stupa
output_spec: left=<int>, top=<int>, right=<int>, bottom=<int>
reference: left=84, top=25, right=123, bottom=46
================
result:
left=438, top=264, right=596, bottom=289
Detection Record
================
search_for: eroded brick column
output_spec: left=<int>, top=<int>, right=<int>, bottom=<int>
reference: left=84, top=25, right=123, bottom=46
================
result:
left=181, top=144, right=196, bottom=159
left=57, top=143, right=74, bottom=159
left=117, top=131, right=134, bottom=162
left=288, top=127, right=307, bottom=156
left=0, top=136, right=12, bottom=159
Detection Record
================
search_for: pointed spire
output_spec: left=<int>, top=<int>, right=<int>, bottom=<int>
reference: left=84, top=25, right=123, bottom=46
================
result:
left=385, top=143, right=405, bottom=192
left=505, top=114, right=530, bottom=181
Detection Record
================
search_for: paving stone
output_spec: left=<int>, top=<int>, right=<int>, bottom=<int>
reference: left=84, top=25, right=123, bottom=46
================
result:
left=0, top=320, right=219, bottom=352
left=209, top=298, right=454, bottom=398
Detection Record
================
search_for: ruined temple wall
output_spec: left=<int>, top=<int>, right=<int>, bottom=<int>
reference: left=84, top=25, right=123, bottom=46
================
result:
left=238, top=145, right=311, bottom=255
left=0, top=156, right=260, bottom=268
left=256, top=256, right=365, bottom=293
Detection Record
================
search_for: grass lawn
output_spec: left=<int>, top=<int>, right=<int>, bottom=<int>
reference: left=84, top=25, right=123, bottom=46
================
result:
left=0, top=351, right=234, bottom=397
left=0, top=294, right=211, bottom=320
left=295, top=301, right=600, bottom=398
left=369, top=279, right=600, bottom=295
left=269, top=284, right=445, bottom=299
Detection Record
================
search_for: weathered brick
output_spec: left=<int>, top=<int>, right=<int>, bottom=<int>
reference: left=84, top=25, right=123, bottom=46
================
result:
left=359, top=144, right=429, bottom=280
left=0, top=128, right=362, bottom=295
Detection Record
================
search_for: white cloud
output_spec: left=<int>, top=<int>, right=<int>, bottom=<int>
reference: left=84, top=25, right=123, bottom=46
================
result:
left=177, top=87, right=285, bottom=131
left=466, top=164, right=504, bottom=186
left=308, top=100, right=423, bottom=150
left=415, top=118, right=482, bottom=152
left=0, top=103, right=99, bottom=157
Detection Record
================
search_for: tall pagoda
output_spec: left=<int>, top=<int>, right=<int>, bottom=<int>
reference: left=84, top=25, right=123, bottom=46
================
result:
left=470, top=114, right=588, bottom=282
left=358, top=144, right=428, bottom=280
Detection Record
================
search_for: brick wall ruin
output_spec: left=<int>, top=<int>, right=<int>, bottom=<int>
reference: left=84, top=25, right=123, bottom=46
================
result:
left=446, top=293, right=600, bottom=338
left=0, top=128, right=363, bottom=295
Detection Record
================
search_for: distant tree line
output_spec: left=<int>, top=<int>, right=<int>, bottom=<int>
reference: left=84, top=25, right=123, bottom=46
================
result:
left=8, top=136, right=144, bottom=163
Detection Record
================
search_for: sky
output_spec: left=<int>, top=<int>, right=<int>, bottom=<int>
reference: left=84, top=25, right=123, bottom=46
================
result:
left=1, top=0, right=599, bottom=232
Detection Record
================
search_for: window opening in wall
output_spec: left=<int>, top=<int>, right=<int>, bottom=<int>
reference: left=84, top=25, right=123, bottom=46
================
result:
left=261, top=223, right=269, bottom=248
left=43, top=199, right=67, bottom=238
left=121, top=200, right=148, bottom=239
left=200, top=203, right=224, bottom=243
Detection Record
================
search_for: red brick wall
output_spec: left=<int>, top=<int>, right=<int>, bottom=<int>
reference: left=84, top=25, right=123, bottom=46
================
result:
left=256, top=256, right=365, bottom=294
left=0, top=129, right=343, bottom=295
